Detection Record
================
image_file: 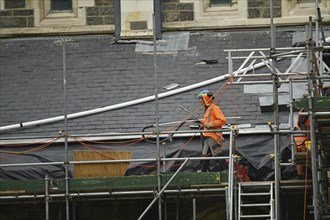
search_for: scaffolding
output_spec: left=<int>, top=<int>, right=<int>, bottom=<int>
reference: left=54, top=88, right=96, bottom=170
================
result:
left=224, top=15, right=330, bottom=219
left=1, top=37, right=329, bottom=219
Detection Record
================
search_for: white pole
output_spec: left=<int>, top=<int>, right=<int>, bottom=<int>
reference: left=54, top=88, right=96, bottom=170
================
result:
left=63, top=43, right=70, bottom=220
left=152, top=12, right=162, bottom=220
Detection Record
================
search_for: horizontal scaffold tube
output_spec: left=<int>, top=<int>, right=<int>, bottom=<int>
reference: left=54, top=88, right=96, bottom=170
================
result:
left=0, top=156, right=229, bottom=168
left=0, top=128, right=310, bottom=145
left=0, top=60, right=270, bottom=132
left=0, top=188, right=227, bottom=200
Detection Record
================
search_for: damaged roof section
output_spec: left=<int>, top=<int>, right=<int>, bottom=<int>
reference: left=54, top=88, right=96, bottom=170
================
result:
left=244, top=82, right=308, bottom=112
left=135, top=32, right=190, bottom=53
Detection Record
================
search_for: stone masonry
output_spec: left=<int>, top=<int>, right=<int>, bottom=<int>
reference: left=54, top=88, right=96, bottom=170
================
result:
left=248, top=0, right=281, bottom=18
left=0, top=0, right=34, bottom=28
left=86, top=0, right=115, bottom=25
left=162, top=0, right=194, bottom=22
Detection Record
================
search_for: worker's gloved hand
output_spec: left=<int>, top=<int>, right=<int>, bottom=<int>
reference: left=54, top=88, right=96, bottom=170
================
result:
left=194, top=119, right=201, bottom=124
left=204, top=123, right=211, bottom=129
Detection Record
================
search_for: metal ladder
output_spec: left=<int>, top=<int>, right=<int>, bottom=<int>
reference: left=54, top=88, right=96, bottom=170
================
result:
left=238, top=181, right=274, bottom=219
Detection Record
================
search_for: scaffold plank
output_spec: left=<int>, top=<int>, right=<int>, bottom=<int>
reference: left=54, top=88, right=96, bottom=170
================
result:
left=0, top=172, right=227, bottom=195
left=57, top=172, right=224, bottom=191
left=0, top=179, right=45, bottom=193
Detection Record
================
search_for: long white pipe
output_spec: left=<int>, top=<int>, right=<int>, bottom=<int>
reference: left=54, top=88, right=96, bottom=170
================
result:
left=0, top=61, right=269, bottom=132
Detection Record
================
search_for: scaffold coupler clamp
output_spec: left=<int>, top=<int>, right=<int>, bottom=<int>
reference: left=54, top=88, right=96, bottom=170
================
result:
left=153, top=188, right=158, bottom=197
left=233, top=154, right=240, bottom=162
left=267, top=122, right=274, bottom=132
left=230, top=124, right=239, bottom=137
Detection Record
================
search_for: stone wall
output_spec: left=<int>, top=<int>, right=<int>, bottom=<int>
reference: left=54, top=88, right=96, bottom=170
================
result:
left=162, top=0, right=194, bottom=22
left=86, top=0, right=115, bottom=25
left=248, top=0, right=281, bottom=18
left=0, top=0, right=34, bottom=28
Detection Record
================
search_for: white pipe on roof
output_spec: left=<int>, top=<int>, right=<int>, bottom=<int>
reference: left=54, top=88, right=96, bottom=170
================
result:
left=0, top=60, right=269, bottom=132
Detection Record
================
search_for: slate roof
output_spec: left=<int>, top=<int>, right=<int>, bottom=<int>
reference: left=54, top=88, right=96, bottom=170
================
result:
left=0, top=28, right=305, bottom=140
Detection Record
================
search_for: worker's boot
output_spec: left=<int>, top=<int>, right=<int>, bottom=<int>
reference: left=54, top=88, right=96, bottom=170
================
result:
left=197, top=155, right=210, bottom=172
left=201, top=159, right=210, bottom=172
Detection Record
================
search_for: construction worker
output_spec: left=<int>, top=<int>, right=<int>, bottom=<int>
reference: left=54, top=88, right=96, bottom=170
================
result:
left=196, top=90, right=227, bottom=172
left=294, top=109, right=310, bottom=179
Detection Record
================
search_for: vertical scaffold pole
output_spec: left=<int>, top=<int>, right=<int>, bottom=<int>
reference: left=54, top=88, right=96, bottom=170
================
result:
left=315, top=0, right=322, bottom=80
left=225, top=188, right=229, bottom=220
left=289, top=78, right=295, bottom=162
left=62, top=42, right=70, bottom=220
left=315, top=0, right=319, bottom=48
left=228, top=129, right=234, bottom=220
left=45, top=175, right=49, bottom=220
left=227, top=48, right=234, bottom=220
left=192, top=198, right=196, bottom=220
left=269, top=0, right=281, bottom=218
left=228, top=50, right=232, bottom=76
left=152, top=13, right=162, bottom=220
left=307, top=17, right=320, bottom=220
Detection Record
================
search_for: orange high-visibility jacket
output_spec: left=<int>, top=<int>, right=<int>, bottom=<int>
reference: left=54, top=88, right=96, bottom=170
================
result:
left=294, top=110, right=310, bottom=147
left=203, top=103, right=227, bottom=144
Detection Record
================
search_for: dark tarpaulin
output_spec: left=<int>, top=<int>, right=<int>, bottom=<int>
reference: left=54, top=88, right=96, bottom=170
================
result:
left=127, top=134, right=297, bottom=181
left=234, top=134, right=297, bottom=180
left=0, top=134, right=298, bottom=181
